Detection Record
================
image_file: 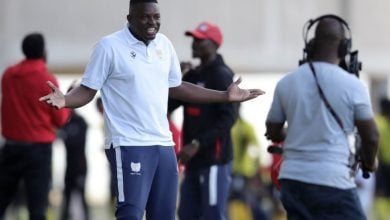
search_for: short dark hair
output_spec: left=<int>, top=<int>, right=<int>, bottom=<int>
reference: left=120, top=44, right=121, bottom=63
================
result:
left=22, top=33, right=45, bottom=59
left=129, top=0, right=157, bottom=12
left=130, top=0, right=157, bottom=6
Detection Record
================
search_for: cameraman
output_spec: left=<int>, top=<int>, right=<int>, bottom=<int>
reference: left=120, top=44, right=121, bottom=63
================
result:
left=265, top=16, right=379, bottom=220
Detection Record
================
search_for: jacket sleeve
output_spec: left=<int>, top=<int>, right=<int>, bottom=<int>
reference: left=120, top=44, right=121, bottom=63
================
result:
left=168, top=97, right=183, bottom=114
left=51, top=107, right=71, bottom=128
left=197, top=68, right=238, bottom=148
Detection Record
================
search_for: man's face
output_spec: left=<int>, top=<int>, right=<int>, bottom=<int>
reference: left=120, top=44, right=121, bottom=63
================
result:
left=191, top=38, right=216, bottom=58
left=127, top=3, right=161, bottom=42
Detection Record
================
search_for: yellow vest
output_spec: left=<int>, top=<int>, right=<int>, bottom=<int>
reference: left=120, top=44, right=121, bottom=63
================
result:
left=231, top=118, right=260, bottom=177
left=375, top=115, right=390, bottom=164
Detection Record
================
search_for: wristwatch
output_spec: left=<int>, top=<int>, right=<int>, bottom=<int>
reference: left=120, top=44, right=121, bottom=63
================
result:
left=191, top=139, right=200, bottom=149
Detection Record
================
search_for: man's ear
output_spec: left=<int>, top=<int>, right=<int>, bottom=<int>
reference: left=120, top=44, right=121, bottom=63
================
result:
left=126, top=14, right=132, bottom=23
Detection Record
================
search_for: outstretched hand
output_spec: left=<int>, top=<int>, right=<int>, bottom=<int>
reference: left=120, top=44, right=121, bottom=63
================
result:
left=39, top=81, right=66, bottom=109
left=227, top=77, right=265, bottom=102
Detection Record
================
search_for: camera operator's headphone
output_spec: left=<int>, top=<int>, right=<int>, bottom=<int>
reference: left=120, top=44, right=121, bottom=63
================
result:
left=302, top=14, right=351, bottom=60
left=299, top=14, right=361, bottom=76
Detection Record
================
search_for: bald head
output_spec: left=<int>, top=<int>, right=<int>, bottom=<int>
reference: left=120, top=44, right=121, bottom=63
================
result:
left=315, top=18, right=346, bottom=43
left=311, top=17, right=349, bottom=62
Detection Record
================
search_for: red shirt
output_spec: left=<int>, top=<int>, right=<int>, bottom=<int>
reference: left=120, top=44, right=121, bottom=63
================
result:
left=1, top=59, right=70, bottom=143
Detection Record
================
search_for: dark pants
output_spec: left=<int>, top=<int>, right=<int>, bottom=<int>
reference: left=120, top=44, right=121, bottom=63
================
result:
left=0, top=141, right=52, bottom=220
left=280, top=179, right=366, bottom=220
left=105, top=145, right=178, bottom=220
left=178, top=163, right=232, bottom=220
left=60, top=174, right=89, bottom=220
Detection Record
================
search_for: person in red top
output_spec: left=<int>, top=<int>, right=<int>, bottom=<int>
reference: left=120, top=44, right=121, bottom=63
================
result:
left=0, top=33, right=70, bottom=220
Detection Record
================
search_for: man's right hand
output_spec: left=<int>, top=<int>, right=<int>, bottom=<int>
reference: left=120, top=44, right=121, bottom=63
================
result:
left=39, top=81, right=66, bottom=109
left=178, top=142, right=200, bottom=164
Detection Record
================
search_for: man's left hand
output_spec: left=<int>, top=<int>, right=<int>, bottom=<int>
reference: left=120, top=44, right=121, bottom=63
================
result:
left=227, top=77, right=265, bottom=102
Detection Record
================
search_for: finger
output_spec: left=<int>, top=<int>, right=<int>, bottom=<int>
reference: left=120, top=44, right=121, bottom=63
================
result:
left=234, top=76, right=242, bottom=85
left=39, top=94, right=51, bottom=101
left=47, top=81, right=59, bottom=92
left=243, top=89, right=266, bottom=101
left=250, top=89, right=265, bottom=95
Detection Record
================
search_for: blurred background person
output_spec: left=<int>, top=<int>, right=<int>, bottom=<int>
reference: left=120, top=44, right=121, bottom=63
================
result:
left=168, top=112, right=183, bottom=173
left=170, top=61, right=193, bottom=175
left=95, top=96, right=104, bottom=116
left=180, top=61, right=192, bottom=76
left=0, top=33, right=70, bottom=220
left=95, top=96, right=115, bottom=219
left=58, top=81, right=89, bottom=220
left=169, top=21, right=238, bottom=220
left=229, top=103, right=269, bottom=220
left=373, top=98, right=390, bottom=220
